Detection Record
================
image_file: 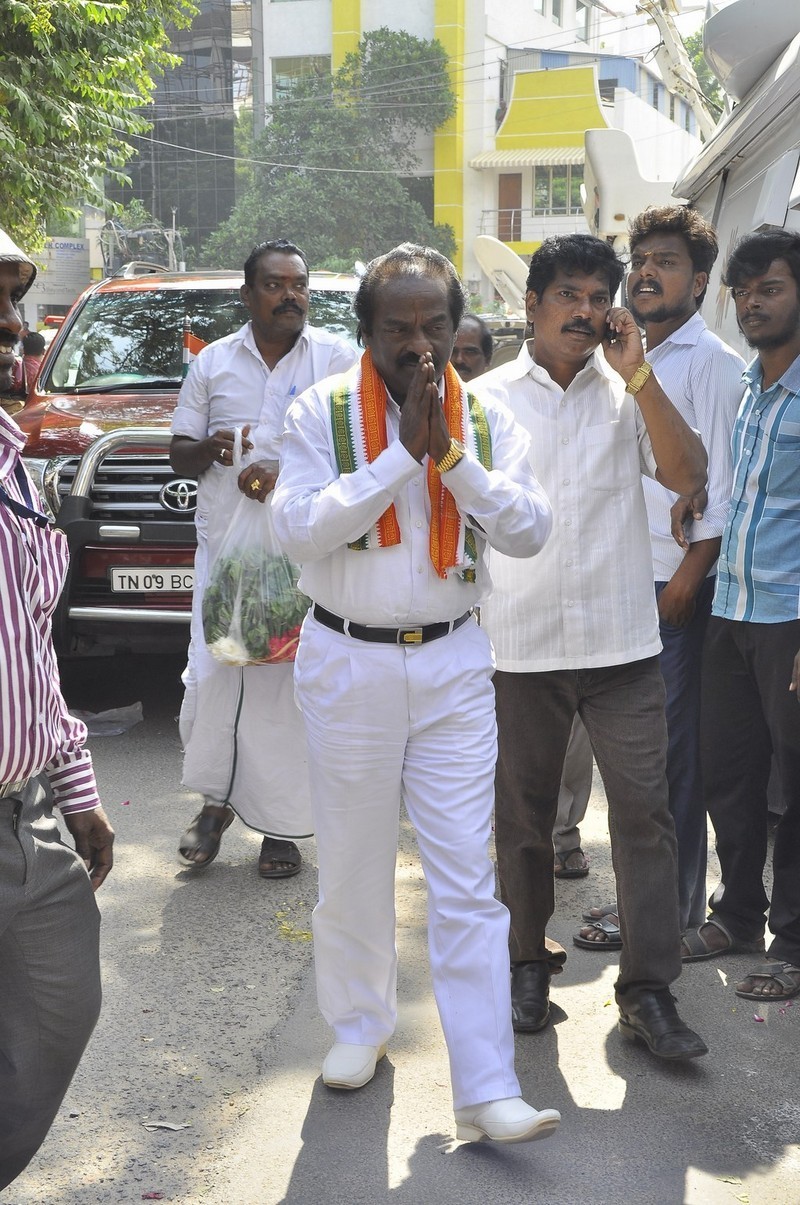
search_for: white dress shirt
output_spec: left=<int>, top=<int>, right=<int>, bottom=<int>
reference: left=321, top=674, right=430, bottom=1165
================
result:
left=171, top=320, right=358, bottom=542
left=641, top=312, right=744, bottom=581
left=478, top=341, right=662, bottom=672
left=272, top=377, right=553, bottom=626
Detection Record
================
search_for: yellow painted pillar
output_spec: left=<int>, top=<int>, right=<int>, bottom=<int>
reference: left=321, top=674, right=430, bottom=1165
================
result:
left=434, top=0, right=466, bottom=272
left=332, top=0, right=361, bottom=69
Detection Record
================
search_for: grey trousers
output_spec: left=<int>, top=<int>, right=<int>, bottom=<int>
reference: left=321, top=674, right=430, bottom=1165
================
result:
left=494, top=658, right=682, bottom=996
left=0, top=781, right=101, bottom=1191
left=552, top=715, right=593, bottom=856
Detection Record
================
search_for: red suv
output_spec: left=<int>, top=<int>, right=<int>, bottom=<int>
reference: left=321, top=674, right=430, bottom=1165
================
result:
left=18, top=265, right=359, bottom=655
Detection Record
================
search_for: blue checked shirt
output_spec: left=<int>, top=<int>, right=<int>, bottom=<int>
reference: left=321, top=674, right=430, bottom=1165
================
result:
left=713, top=352, right=800, bottom=623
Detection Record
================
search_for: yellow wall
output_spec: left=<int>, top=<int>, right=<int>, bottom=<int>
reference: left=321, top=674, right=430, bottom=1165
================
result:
left=433, top=0, right=466, bottom=272
left=332, top=0, right=361, bottom=69
left=497, top=65, right=608, bottom=148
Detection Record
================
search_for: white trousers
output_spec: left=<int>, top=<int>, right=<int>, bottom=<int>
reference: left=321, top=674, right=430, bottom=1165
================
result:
left=294, top=614, right=521, bottom=1110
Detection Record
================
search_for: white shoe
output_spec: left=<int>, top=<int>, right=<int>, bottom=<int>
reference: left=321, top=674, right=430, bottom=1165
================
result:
left=454, top=1097, right=561, bottom=1144
left=321, top=1042, right=387, bottom=1090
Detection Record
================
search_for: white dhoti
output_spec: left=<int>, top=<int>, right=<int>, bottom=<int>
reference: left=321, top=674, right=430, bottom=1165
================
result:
left=179, top=519, right=312, bottom=838
left=293, top=613, right=520, bottom=1109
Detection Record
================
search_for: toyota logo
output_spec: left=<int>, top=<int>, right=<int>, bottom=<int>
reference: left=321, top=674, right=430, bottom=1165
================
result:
left=160, top=478, right=198, bottom=513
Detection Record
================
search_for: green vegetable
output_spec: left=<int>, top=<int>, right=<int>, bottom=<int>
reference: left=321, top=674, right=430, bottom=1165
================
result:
left=203, top=549, right=310, bottom=664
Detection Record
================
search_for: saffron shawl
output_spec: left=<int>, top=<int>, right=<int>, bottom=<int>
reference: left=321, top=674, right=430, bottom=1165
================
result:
left=329, top=349, right=492, bottom=579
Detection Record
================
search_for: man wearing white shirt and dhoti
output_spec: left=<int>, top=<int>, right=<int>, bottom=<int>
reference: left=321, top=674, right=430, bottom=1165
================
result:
left=478, top=233, right=709, bottom=1061
left=272, top=244, right=560, bottom=1145
left=170, top=239, right=357, bottom=877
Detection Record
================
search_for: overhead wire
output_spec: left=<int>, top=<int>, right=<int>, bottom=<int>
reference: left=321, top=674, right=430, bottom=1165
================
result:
left=121, top=6, right=703, bottom=176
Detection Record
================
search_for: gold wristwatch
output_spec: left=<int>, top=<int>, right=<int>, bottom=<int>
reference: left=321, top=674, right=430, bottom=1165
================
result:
left=435, top=438, right=466, bottom=473
left=625, top=361, right=653, bottom=395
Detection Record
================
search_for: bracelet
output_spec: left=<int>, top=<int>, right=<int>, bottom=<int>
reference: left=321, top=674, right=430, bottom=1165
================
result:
left=626, top=361, right=653, bottom=395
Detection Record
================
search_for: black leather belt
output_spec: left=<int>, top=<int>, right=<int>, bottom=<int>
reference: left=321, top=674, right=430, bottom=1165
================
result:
left=312, top=604, right=472, bottom=646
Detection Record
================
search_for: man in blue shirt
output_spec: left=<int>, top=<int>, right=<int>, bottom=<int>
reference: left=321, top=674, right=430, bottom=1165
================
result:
left=680, top=230, right=800, bottom=1003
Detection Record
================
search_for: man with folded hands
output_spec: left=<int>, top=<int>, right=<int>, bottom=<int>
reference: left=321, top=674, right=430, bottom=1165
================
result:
left=272, top=243, right=559, bottom=1144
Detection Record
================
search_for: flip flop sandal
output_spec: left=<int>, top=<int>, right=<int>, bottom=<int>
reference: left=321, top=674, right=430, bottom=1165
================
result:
left=259, top=837, right=302, bottom=879
left=573, top=916, right=622, bottom=950
left=680, top=915, right=766, bottom=963
left=178, top=808, right=234, bottom=868
left=734, top=962, right=800, bottom=1001
left=581, top=902, right=619, bottom=923
left=554, top=847, right=590, bottom=878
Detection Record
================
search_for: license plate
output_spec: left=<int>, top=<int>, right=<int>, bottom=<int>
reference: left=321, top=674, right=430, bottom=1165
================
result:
left=110, top=567, right=195, bottom=593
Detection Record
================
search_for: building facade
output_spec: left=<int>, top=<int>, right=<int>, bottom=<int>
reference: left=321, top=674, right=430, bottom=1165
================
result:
left=253, top=0, right=701, bottom=297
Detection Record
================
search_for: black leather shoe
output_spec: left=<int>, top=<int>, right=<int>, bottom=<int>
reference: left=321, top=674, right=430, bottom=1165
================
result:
left=617, top=989, right=708, bottom=1060
left=511, top=961, right=551, bottom=1032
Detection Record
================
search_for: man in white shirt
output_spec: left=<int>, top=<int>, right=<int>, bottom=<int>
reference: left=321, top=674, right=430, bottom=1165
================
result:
left=479, top=233, right=709, bottom=1061
left=170, top=240, right=357, bottom=877
left=272, top=244, right=560, bottom=1144
left=578, top=206, right=745, bottom=942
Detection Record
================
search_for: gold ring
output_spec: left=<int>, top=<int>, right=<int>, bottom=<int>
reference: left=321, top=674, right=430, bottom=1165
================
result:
left=250, top=478, right=262, bottom=492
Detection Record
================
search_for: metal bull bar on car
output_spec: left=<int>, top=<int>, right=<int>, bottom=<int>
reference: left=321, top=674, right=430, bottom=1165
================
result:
left=53, top=426, right=196, bottom=650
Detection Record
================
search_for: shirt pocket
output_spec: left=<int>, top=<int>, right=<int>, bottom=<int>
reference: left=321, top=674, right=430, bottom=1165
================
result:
left=257, top=386, right=296, bottom=453
left=582, top=419, right=641, bottom=492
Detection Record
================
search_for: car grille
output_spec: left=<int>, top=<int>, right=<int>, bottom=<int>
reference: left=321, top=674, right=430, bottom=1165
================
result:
left=53, top=453, right=196, bottom=522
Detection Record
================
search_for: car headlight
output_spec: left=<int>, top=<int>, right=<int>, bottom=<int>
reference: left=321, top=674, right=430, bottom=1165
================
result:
left=23, top=457, right=58, bottom=520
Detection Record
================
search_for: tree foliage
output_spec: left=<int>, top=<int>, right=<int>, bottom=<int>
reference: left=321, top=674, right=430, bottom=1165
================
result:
left=0, top=0, right=196, bottom=249
left=683, top=30, right=723, bottom=118
left=202, top=28, right=456, bottom=270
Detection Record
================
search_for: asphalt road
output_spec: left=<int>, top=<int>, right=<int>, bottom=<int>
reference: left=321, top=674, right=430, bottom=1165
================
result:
left=6, top=653, right=799, bottom=1205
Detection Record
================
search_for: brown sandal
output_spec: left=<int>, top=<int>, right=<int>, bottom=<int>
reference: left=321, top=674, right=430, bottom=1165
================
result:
left=178, top=806, right=234, bottom=867
left=258, top=837, right=302, bottom=879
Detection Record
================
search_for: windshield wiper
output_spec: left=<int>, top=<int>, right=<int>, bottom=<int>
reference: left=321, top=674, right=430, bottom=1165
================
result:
left=66, top=379, right=181, bottom=394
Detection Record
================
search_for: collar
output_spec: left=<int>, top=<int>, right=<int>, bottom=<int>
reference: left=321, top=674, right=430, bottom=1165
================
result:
left=521, top=338, right=621, bottom=390
left=243, top=321, right=310, bottom=362
left=0, top=407, right=25, bottom=481
left=646, top=311, right=706, bottom=353
left=743, top=350, right=800, bottom=394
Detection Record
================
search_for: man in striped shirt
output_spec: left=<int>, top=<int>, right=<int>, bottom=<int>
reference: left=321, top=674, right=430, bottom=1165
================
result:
left=680, top=230, right=800, bottom=1004
left=0, top=229, right=115, bottom=1190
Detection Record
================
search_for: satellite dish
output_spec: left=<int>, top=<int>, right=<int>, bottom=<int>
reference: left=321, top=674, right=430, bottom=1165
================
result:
left=473, top=236, right=529, bottom=318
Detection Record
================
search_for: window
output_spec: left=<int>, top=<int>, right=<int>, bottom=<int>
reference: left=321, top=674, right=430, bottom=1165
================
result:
left=576, top=1, right=590, bottom=42
left=669, top=94, right=675, bottom=121
left=272, top=55, right=331, bottom=102
left=651, top=82, right=660, bottom=110
left=533, top=0, right=545, bottom=12
left=532, top=164, right=584, bottom=216
left=552, top=0, right=563, bottom=24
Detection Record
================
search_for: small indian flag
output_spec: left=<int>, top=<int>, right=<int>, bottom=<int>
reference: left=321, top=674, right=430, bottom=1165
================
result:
left=182, top=318, right=207, bottom=378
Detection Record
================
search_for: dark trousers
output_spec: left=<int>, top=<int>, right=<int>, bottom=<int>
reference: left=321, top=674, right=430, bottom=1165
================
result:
left=701, top=617, right=800, bottom=965
left=0, top=782, right=101, bottom=1191
left=494, top=658, right=681, bottom=996
left=656, top=576, right=715, bottom=931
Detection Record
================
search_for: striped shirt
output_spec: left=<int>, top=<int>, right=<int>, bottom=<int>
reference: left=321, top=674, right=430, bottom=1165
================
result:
left=713, top=352, right=800, bottom=623
left=642, top=312, right=744, bottom=581
left=477, top=342, right=662, bottom=672
left=0, top=409, right=100, bottom=812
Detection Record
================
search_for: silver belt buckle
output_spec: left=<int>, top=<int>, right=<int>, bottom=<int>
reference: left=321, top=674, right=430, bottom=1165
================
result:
left=398, top=626, right=424, bottom=645
left=0, top=778, right=28, bottom=797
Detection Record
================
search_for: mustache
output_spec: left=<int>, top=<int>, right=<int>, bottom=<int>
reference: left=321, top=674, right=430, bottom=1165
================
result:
left=633, top=283, right=662, bottom=295
left=561, top=322, right=595, bottom=335
left=0, top=328, right=20, bottom=344
left=273, top=301, right=304, bottom=316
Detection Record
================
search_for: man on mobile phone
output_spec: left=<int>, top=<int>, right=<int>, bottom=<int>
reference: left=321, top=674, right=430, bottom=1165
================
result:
left=478, top=233, right=709, bottom=1061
